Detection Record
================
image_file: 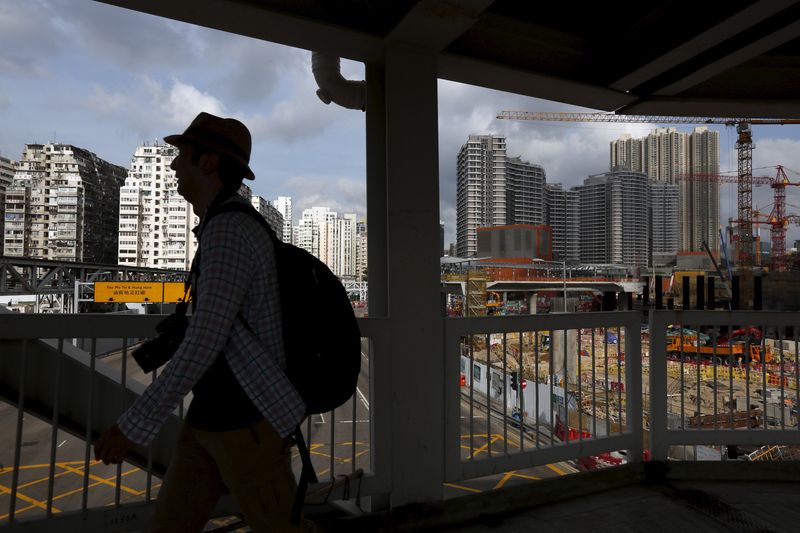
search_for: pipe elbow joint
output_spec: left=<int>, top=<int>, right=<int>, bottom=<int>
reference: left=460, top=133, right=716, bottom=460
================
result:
left=311, top=52, right=365, bottom=111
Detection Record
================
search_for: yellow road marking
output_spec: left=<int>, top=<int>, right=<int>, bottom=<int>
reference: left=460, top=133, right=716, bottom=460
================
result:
left=49, top=468, right=141, bottom=503
left=469, top=434, right=504, bottom=459
left=17, top=465, right=75, bottom=490
left=509, top=472, right=540, bottom=481
left=546, top=463, right=566, bottom=476
left=443, top=482, right=482, bottom=494
left=0, top=464, right=150, bottom=521
left=493, top=471, right=516, bottom=489
left=0, top=483, right=60, bottom=516
left=0, top=503, right=36, bottom=521
left=56, top=463, right=141, bottom=497
left=0, top=460, right=109, bottom=475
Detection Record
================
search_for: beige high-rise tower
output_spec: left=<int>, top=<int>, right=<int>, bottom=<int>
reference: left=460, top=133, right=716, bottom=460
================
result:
left=611, top=127, right=719, bottom=253
left=684, top=127, right=720, bottom=252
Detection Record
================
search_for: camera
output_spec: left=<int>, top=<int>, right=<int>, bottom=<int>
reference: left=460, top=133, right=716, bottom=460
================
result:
left=132, top=302, right=189, bottom=373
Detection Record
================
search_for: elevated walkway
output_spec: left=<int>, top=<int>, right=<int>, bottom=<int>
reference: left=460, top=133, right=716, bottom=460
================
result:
left=327, top=462, right=800, bottom=532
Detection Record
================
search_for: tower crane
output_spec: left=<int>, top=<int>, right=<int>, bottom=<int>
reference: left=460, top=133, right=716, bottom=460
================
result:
left=681, top=166, right=800, bottom=272
left=496, top=111, right=800, bottom=269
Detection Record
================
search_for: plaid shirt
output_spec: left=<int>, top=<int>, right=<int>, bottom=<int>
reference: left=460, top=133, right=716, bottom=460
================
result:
left=118, top=194, right=305, bottom=445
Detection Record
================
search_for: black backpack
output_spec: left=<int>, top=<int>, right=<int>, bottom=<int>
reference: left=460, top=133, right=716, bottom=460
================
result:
left=211, top=199, right=362, bottom=521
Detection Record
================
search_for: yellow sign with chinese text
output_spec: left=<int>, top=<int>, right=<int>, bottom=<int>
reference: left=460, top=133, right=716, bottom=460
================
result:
left=94, top=282, right=163, bottom=303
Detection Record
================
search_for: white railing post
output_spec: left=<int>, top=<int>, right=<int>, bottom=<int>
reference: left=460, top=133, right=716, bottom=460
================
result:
left=649, top=310, right=669, bottom=461
left=625, top=312, right=643, bottom=464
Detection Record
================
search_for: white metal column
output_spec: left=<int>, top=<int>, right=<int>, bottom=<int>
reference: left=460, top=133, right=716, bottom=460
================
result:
left=384, top=45, right=443, bottom=505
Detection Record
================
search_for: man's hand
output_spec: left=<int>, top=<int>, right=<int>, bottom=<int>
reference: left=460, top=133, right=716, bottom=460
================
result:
left=94, top=424, right=136, bottom=465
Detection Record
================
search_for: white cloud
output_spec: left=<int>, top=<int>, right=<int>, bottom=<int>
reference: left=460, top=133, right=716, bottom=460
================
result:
left=84, top=85, right=129, bottom=115
left=164, top=81, right=227, bottom=126
left=279, top=175, right=366, bottom=223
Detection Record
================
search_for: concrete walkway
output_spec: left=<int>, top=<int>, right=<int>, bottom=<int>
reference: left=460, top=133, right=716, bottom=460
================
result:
left=325, top=462, right=800, bottom=532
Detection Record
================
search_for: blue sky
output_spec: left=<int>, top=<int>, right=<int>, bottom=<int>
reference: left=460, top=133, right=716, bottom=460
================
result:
left=2, top=0, right=800, bottom=248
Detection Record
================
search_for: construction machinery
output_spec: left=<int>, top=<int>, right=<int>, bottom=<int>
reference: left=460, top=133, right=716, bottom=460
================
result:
left=496, top=111, right=800, bottom=269
left=666, top=336, right=773, bottom=364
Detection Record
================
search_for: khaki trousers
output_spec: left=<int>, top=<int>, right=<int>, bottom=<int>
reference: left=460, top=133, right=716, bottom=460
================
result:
left=149, top=419, right=310, bottom=533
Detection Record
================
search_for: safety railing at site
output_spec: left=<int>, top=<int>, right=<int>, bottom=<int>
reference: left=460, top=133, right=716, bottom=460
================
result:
left=648, top=310, right=800, bottom=461
left=443, top=311, right=643, bottom=482
left=0, top=314, right=383, bottom=530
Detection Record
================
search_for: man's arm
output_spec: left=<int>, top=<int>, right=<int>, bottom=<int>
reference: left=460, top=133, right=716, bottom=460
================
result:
left=114, top=214, right=255, bottom=446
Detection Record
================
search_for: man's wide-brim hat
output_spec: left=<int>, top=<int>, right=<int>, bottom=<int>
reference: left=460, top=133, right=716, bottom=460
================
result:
left=164, top=112, right=255, bottom=180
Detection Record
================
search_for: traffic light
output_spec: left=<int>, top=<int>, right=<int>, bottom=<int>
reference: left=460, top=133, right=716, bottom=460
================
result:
left=510, top=372, right=518, bottom=391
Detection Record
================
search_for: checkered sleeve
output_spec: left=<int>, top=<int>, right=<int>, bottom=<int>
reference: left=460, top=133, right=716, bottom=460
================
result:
left=117, top=214, right=255, bottom=445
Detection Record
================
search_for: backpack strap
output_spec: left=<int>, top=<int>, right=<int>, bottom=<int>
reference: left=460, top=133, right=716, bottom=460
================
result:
left=291, top=425, right=318, bottom=524
left=212, top=200, right=279, bottom=242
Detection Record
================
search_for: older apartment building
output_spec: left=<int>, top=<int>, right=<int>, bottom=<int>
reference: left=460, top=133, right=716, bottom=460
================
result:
left=3, top=144, right=125, bottom=263
left=251, top=195, right=284, bottom=240
left=0, top=155, right=16, bottom=255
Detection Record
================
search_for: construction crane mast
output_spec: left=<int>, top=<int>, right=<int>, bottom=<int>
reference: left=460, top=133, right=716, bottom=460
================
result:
left=680, top=166, right=800, bottom=272
left=497, top=111, right=800, bottom=270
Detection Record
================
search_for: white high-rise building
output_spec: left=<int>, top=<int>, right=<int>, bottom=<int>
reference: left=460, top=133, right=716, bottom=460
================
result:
left=650, top=181, right=680, bottom=262
left=118, top=143, right=197, bottom=269
left=252, top=195, right=284, bottom=240
left=333, top=213, right=357, bottom=278
left=610, top=134, right=644, bottom=173
left=544, top=183, right=580, bottom=261
left=273, top=196, right=293, bottom=243
left=506, top=156, right=545, bottom=225
left=297, top=206, right=359, bottom=277
left=610, top=127, right=719, bottom=253
left=355, top=220, right=367, bottom=280
left=456, top=135, right=506, bottom=257
left=297, top=206, right=336, bottom=259
left=577, top=170, right=650, bottom=267
left=4, top=144, right=126, bottom=262
left=0, top=156, right=16, bottom=255
left=685, top=127, right=720, bottom=252
left=118, top=143, right=254, bottom=270
left=456, top=135, right=546, bottom=257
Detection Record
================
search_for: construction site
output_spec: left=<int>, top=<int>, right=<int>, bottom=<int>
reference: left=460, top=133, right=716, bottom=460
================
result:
left=449, top=110, right=800, bottom=464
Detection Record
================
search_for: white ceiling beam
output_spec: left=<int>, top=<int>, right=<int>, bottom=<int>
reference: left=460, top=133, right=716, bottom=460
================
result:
left=611, top=0, right=800, bottom=92
left=385, top=0, right=494, bottom=51
left=654, top=18, right=800, bottom=96
left=96, top=0, right=384, bottom=63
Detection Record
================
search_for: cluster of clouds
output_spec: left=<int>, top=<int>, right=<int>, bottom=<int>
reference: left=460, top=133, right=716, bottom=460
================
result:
left=2, top=0, right=800, bottom=247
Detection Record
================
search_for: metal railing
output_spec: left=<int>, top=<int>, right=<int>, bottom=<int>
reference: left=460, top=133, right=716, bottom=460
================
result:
left=444, top=311, right=643, bottom=482
left=648, top=310, right=800, bottom=460
left=0, top=314, right=385, bottom=531
left=4, top=309, right=800, bottom=530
